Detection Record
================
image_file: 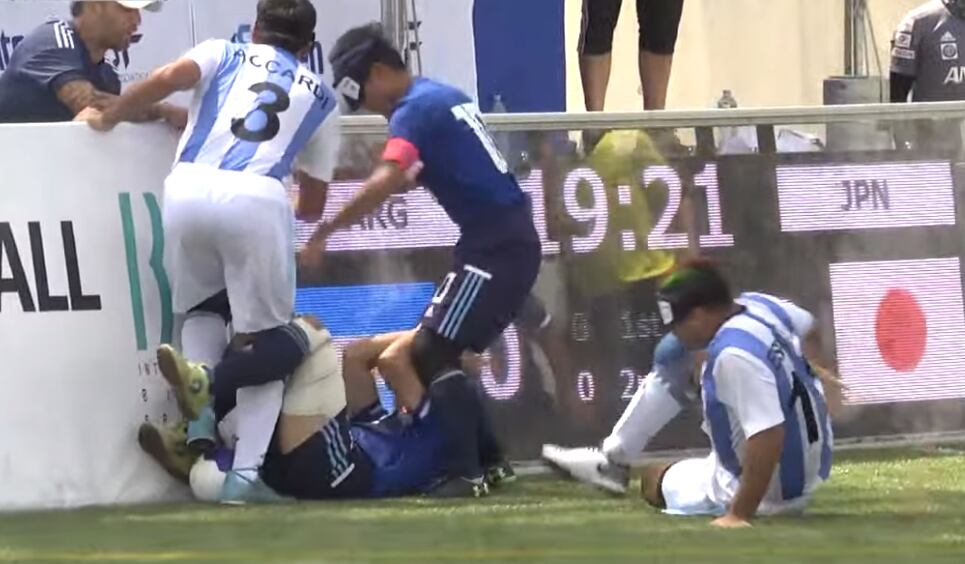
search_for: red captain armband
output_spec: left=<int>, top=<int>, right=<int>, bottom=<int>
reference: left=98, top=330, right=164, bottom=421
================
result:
left=382, top=137, right=420, bottom=171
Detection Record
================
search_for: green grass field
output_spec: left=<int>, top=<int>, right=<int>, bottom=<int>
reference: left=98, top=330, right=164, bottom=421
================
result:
left=2, top=447, right=965, bottom=563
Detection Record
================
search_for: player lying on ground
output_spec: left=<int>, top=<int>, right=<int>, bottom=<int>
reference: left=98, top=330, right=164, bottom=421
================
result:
left=302, top=23, right=543, bottom=497
left=81, top=0, right=340, bottom=503
left=143, top=318, right=511, bottom=501
left=342, top=331, right=516, bottom=487
left=141, top=316, right=358, bottom=502
left=544, top=259, right=843, bottom=527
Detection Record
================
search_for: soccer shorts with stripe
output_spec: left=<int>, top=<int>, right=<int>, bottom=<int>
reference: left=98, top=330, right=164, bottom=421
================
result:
left=421, top=238, right=541, bottom=353
left=261, top=410, right=373, bottom=500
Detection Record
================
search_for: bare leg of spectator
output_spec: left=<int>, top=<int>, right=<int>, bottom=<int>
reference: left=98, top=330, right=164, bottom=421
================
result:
left=580, top=54, right=612, bottom=111
left=639, top=50, right=673, bottom=110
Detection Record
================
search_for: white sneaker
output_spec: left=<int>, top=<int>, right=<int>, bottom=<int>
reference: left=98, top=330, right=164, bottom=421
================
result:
left=542, top=444, right=629, bottom=495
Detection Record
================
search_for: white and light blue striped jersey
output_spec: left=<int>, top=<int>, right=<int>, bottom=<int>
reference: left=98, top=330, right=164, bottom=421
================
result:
left=175, top=39, right=340, bottom=182
left=700, top=292, right=833, bottom=514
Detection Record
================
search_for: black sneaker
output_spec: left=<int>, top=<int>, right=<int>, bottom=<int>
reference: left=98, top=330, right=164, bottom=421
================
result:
left=427, top=476, right=490, bottom=498
left=485, top=460, right=517, bottom=488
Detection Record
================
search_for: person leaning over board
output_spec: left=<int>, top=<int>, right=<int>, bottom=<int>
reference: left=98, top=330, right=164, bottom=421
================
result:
left=0, top=1, right=183, bottom=126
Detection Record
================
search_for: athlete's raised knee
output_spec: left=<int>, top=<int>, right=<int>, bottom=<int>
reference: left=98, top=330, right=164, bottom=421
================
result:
left=641, top=462, right=675, bottom=509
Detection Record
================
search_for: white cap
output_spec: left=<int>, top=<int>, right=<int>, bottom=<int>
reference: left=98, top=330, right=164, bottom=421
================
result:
left=115, top=1, right=163, bottom=12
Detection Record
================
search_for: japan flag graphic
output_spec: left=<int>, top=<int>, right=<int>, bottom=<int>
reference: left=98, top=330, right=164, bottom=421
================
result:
left=829, top=258, right=965, bottom=404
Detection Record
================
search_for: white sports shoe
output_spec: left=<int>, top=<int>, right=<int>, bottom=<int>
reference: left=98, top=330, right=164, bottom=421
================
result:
left=542, top=444, right=629, bottom=495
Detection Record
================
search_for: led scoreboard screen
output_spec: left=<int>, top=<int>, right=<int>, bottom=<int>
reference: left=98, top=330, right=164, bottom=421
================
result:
left=294, top=150, right=965, bottom=457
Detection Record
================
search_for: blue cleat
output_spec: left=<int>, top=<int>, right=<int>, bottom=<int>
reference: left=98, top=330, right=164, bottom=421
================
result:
left=219, top=469, right=292, bottom=505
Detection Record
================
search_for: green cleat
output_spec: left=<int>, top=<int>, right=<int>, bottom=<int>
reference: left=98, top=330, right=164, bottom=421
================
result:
left=157, top=344, right=210, bottom=421
left=485, top=460, right=517, bottom=489
left=137, top=421, right=199, bottom=484
left=426, top=476, right=490, bottom=499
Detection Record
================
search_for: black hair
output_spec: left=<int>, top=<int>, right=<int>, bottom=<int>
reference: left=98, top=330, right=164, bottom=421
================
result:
left=657, top=258, right=733, bottom=322
left=255, top=0, right=317, bottom=55
left=330, top=22, right=406, bottom=76
left=70, top=1, right=84, bottom=17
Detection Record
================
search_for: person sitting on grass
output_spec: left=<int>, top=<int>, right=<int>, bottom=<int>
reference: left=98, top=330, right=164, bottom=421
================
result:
left=545, top=259, right=843, bottom=527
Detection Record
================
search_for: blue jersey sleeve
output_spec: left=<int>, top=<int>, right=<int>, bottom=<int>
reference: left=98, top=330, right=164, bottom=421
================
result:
left=388, top=101, right=428, bottom=152
left=17, top=25, right=89, bottom=93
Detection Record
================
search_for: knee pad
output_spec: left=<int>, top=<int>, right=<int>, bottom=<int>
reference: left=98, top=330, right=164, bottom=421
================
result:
left=189, top=290, right=232, bottom=324
left=211, top=319, right=321, bottom=409
left=411, top=328, right=463, bottom=387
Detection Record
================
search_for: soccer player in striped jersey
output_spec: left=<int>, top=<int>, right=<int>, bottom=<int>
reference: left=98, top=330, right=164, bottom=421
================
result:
left=151, top=317, right=453, bottom=502
left=650, top=262, right=834, bottom=526
left=546, top=260, right=840, bottom=527
left=81, top=0, right=341, bottom=503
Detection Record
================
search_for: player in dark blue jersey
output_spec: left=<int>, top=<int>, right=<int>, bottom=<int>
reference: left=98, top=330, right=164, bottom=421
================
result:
left=304, top=23, right=541, bottom=497
left=0, top=1, right=181, bottom=124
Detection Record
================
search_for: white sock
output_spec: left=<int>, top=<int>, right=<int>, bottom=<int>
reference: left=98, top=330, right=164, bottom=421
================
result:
left=181, top=313, right=228, bottom=367
left=231, top=381, right=285, bottom=481
left=602, top=372, right=684, bottom=465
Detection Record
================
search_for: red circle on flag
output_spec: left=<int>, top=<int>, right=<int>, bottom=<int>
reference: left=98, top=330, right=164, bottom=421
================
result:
left=875, top=288, right=927, bottom=372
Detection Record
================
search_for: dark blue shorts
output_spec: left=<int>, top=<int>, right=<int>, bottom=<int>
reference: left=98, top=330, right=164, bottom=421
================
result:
left=262, top=414, right=373, bottom=500
left=421, top=235, right=541, bottom=353
left=352, top=411, right=448, bottom=498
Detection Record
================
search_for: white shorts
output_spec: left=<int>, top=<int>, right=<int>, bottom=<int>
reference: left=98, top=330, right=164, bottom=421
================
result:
left=661, top=455, right=814, bottom=516
left=163, top=163, right=295, bottom=334
left=661, top=456, right=726, bottom=516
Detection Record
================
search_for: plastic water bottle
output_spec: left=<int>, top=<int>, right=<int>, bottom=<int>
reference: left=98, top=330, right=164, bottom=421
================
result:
left=716, top=90, right=741, bottom=151
left=490, top=94, right=515, bottom=169
left=717, top=89, right=738, bottom=109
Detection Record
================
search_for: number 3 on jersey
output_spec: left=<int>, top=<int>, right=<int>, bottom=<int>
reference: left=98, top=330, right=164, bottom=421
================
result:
left=232, top=82, right=291, bottom=142
left=451, top=102, right=509, bottom=174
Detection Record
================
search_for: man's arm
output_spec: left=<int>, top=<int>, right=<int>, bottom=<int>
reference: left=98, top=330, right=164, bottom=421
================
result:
left=308, top=122, right=424, bottom=238
left=292, top=107, right=341, bottom=222
left=890, top=12, right=919, bottom=103
left=802, top=328, right=826, bottom=369
left=802, top=328, right=847, bottom=417
left=293, top=170, right=329, bottom=223
left=310, top=161, right=412, bottom=239
left=711, top=352, right=786, bottom=527
left=59, top=79, right=182, bottom=123
left=774, top=298, right=847, bottom=415
left=57, top=80, right=115, bottom=112
left=890, top=72, right=915, bottom=103
left=94, top=58, right=201, bottom=129
left=721, top=424, right=784, bottom=524
left=299, top=160, right=419, bottom=269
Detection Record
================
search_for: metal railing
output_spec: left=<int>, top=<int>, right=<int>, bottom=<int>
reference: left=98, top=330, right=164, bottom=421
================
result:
left=340, top=101, right=965, bottom=135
